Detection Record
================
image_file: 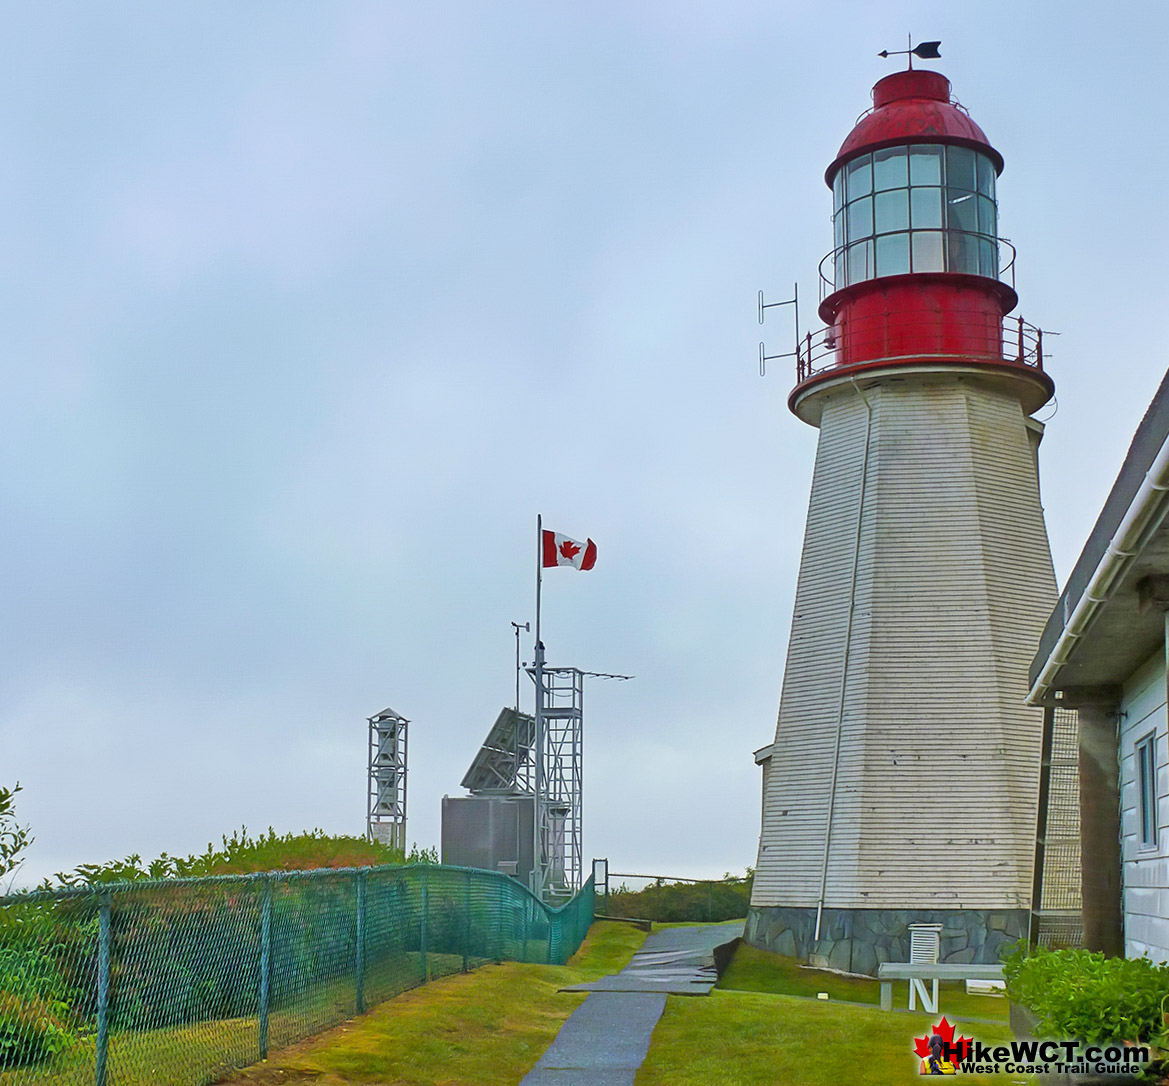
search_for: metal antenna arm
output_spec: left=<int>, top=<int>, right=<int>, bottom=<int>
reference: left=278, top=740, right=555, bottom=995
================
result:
left=757, top=283, right=800, bottom=376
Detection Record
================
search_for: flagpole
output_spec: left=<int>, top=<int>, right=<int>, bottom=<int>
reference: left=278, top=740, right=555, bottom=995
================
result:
left=535, top=514, right=543, bottom=653
left=533, top=514, right=544, bottom=899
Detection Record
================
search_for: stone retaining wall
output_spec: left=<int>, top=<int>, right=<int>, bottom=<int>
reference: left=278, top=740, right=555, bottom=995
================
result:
left=745, top=906, right=1028, bottom=976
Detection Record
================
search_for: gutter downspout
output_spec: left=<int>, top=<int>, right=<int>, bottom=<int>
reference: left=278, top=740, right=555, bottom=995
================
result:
left=815, top=378, right=873, bottom=943
left=1026, top=434, right=1169, bottom=705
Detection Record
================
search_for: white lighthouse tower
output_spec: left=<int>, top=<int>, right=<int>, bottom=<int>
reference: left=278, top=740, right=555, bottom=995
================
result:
left=748, top=62, right=1058, bottom=973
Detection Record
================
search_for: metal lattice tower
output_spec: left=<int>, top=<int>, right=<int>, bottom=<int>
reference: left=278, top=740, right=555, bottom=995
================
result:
left=367, top=707, right=408, bottom=852
left=530, top=660, right=584, bottom=902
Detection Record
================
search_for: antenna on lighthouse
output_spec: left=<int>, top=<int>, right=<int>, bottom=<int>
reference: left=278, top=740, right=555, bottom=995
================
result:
left=757, top=282, right=799, bottom=377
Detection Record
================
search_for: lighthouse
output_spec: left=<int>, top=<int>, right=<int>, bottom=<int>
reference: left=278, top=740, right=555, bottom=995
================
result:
left=747, top=63, right=1058, bottom=973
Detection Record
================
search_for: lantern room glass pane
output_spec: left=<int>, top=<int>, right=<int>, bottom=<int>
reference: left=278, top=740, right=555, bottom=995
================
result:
left=875, top=189, right=909, bottom=234
left=912, top=230, right=944, bottom=272
left=978, top=195, right=996, bottom=235
left=833, top=170, right=844, bottom=211
left=948, top=191, right=977, bottom=234
left=947, top=146, right=977, bottom=192
left=835, top=250, right=846, bottom=288
left=911, top=187, right=943, bottom=229
left=847, top=196, right=872, bottom=239
left=946, top=230, right=979, bottom=275
left=847, top=240, right=873, bottom=283
left=977, top=154, right=996, bottom=197
left=873, top=147, right=908, bottom=192
left=876, top=232, right=910, bottom=276
left=846, top=155, right=872, bottom=199
left=979, top=238, right=999, bottom=277
left=834, top=212, right=844, bottom=252
left=909, top=145, right=943, bottom=186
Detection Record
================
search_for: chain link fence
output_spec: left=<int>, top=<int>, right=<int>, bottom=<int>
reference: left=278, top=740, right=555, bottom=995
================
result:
left=0, top=864, right=594, bottom=1086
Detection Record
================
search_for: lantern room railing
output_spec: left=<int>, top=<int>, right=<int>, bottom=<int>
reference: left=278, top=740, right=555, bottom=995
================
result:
left=849, top=94, right=973, bottom=131
left=794, top=313, right=1046, bottom=387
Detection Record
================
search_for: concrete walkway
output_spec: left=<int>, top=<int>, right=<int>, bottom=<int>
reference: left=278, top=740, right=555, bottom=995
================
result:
left=519, top=921, right=742, bottom=1086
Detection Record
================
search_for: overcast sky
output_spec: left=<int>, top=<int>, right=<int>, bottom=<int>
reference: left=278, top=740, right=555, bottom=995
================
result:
left=3, top=3, right=1167, bottom=889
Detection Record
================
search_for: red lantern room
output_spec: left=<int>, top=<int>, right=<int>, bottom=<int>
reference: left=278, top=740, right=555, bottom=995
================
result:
left=789, top=68, right=1054, bottom=423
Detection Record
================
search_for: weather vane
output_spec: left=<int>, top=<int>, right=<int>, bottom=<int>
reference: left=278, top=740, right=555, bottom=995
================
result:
left=878, top=36, right=941, bottom=69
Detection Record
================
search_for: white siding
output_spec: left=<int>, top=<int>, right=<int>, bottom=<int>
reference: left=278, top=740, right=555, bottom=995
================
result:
left=753, top=388, right=871, bottom=906
left=753, top=373, right=1057, bottom=910
left=1119, top=645, right=1169, bottom=962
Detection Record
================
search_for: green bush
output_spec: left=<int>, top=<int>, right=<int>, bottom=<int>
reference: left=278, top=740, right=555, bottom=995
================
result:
left=0, top=782, right=32, bottom=880
left=1003, top=943, right=1169, bottom=1045
left=604, top=872, right=752, bottom=923
left=0, top=943, right=74, bottom=1003
left=0, top=990, right=76, bottom=1067
left=0, top=905, right=84, bottom=1066
left=51, top=826, right=417, bottom=886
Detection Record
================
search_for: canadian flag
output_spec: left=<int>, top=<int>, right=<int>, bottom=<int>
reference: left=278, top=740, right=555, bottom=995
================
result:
left=542, top=530, right=597, bottom=570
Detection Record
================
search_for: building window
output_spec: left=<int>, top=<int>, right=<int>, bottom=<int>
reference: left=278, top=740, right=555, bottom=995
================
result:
left=831, top=143, right=999, bottom=289
left=1137, top=731, right=1158, bottom=849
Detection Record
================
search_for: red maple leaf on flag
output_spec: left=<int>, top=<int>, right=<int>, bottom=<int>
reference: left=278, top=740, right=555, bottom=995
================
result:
left=913, top=1016, right=972, bottom=1063
left=559, top=540, right=581, bottom=561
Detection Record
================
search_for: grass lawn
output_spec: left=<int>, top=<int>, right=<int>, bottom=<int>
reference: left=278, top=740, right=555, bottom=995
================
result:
left=6, top=923, right=1022, bottom=1086
left=720, top=941, right=1009, bottom=1023
left=213, top=920, right=647, bottom=1086
left=637, top=989, right=1026, bottom=1086
left=211, top=920, right=1025, bottom=1086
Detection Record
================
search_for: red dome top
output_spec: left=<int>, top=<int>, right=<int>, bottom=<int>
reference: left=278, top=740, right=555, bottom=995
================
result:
left=824, top=70, right=1002, bottom=185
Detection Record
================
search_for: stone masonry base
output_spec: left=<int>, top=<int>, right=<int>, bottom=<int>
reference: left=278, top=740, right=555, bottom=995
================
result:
left=744, top=905, right=1028, bottom=976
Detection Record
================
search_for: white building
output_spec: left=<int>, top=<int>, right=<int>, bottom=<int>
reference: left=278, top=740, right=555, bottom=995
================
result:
left=748, top=66, right=1060, bottom=973
left=1028, top=371, right=1169, bottom=961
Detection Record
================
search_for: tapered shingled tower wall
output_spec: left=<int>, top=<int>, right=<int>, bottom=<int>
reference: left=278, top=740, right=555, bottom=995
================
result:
left=747, top=68, right=1058, bottom=973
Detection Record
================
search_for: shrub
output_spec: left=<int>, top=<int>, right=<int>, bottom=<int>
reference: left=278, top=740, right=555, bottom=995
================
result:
left=0, top=942, right=75, bottom=1003
left=52, top=826, right=413, bottom=886
left=604, top=872, right=753, bottom=923
left=0, top=990, right=76, bottom=1067
left=0, top=782, right=32, bottom=881
left=1003, top=943, right=1169, bottom=1045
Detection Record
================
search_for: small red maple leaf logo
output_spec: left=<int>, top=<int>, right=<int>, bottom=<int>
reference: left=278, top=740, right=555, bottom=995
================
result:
left=913, top=1016, right=972, bottom=1063
left=559, top=540, right=581, bottom=561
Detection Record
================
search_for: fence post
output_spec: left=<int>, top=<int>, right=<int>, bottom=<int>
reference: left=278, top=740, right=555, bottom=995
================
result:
left=356, top=870, right=367, bottom=1014
left=419, top=870, right=428, bottom=982
left=546, top=901, right=554, bottom=965
left=259, top=877, right=272, bottom=1060
left=521, top=896, right=529, bottom=962
left=497, top=879, right=507, bottom=963
left=463, top=870, right=471, bottom=972
left=95, top=892, right=111, bottom=1086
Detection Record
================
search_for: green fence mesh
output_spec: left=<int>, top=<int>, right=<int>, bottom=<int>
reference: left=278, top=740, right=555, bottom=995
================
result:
left=0, top=864, right=594, bottom=1086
